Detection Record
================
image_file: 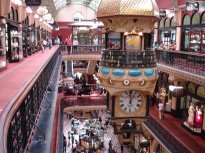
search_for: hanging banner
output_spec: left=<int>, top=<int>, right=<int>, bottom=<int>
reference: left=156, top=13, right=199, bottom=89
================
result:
left=25, top=0, right=41, bottom=6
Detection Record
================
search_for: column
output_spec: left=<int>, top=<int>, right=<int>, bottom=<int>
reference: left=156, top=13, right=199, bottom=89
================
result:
left=175, top=8, right=182, bottom=51
left=86, top=60, right=97, bottom=74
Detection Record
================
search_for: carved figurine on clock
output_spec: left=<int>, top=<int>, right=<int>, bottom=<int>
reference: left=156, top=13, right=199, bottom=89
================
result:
left=115, top=90, right=146, bottom=118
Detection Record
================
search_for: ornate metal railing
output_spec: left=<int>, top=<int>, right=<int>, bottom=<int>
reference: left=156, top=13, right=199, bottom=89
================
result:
left=100, top=50, right=156, bottom=69
left=144, top=116, right=191, bottom=153
left=155, top=49, right=205, bottom=76
left=61, top=95, right=106, bottom=109
left=113, top=123, right=143, bottom=134
left=6, top=48, right=60, bottom=153
left=60, top=44, right=104, bottom=55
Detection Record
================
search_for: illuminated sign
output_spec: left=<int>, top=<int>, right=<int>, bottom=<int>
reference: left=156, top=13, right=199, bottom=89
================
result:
left=159, top=11, right=166, bottom=18
left=25, top=0, right=41, bottom=6
left=186, top=2, right=199, bottom=12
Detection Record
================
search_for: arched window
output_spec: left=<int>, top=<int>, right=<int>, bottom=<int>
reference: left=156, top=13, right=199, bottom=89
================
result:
left=191, top=13, right=200, bottom=25
left=196, top=86, right=205, bottom=98
left=201, top=11, right=205, bottom=24
left=8, top=7, right=14, bottom=20
left=15, top=9, right=18, bottom=22
left=159, top=19, right=164, bottom=28
left=170, top=17, right=176, bottom=27
left=165, top=18, right=170, bottom=27
left=183, top=14, right=191, bottom=26
left=73, top=12, right=84, bottom=21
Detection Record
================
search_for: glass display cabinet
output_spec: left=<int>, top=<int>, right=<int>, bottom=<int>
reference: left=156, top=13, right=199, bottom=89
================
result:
left=6, top=22, right=22, bottom=62
left=189, top=31, right=201, bottom=52
left=201, top=32, right=205, bottom=52
left=0, top=23, right=7, bottom=70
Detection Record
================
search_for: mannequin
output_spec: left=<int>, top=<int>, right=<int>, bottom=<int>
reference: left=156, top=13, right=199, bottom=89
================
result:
left=195, top=107, right=203, bottom=128
left=187, top=103, right=195, bottom=126
left=12, top=38, right=19, bottom=58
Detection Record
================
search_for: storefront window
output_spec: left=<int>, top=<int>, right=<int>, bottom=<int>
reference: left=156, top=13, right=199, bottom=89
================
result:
left=183, top=83, right=205, bottom=135
left=159, top=17, right=176, bottom=50
left=183, top=14, right=191, bottom=25
left=0, top=24, right=7, bottom=70
left=159, top=19, right=164, bottom=28
left=165, top=18, right=170, bottom=27
left=192, top=13, right=200, bottom=25
left=202, top=12, right=205, bottom=24
left=182, top=12, right=205, bottom=53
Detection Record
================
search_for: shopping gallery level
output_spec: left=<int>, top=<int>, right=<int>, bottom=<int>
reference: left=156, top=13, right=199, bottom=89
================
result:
left=1, top=0, right=205, bottom=153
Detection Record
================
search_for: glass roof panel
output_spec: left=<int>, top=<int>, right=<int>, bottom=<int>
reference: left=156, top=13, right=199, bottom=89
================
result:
left=53, top=0, right=101, bottom=11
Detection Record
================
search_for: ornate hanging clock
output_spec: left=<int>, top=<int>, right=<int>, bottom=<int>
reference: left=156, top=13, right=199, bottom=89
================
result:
left=119, top=90, right=142, bottom=113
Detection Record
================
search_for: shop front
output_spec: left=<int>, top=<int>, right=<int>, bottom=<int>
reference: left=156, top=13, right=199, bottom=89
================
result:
left=158, top=17, right=176, bottom=49
left=6, top=6, right=23, bottom=62
left=0, top=22, right=7, bottom=71
left=181, top=10, right=205, bottom=53
left=182, top=82, right=205, bottom=138
left=22, top=16, right=29, bottom=57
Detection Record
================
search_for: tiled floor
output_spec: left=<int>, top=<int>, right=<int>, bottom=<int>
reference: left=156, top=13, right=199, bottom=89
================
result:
left=63, top=109, right=126, bottom=153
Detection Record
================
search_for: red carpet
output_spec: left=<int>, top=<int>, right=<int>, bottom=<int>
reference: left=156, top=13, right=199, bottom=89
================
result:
left=150, top=106, right=205, bottom=153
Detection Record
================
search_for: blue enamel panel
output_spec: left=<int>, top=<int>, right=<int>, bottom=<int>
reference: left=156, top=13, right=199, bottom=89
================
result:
left=144, top=69, right=154, bottom=77
left=128, top=69, right=142, bottom=77
left=112, top=69, right=125, bottom=77
left=101, top=67, right=110, bottom=75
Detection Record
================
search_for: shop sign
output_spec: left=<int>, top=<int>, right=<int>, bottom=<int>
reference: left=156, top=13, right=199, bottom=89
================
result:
left=186, top=2, right=199, bottom=12
left=159, top=11, right=166, bottom=18
left=25, top=0, right=41, bottom=6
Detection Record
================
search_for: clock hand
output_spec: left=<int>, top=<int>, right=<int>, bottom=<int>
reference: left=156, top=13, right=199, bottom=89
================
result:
left=129, top=91, right=132, bottom=104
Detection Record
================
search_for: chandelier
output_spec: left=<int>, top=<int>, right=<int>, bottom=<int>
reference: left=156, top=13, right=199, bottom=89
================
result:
left=36, top=6, right=48, bottom=16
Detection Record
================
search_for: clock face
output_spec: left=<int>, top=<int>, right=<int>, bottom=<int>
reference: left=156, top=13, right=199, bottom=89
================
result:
left=119, top=91, right=142, bottom=113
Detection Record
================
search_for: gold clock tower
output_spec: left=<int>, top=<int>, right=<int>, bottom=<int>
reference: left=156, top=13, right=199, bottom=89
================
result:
left=97, top=0, right=160, bottom=148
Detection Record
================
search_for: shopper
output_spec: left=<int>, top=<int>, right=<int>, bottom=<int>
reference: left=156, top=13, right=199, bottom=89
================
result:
left=73, top=37, right=79, bottom=52
left=63, top=135, right=67, bottom=152
left=152, top=41, right=158, bottom=49
left=158, top=99, right=164, bottom=120
left=65, top=35, right=71, bottom=54
left=42, top=39, right=47, bottom=50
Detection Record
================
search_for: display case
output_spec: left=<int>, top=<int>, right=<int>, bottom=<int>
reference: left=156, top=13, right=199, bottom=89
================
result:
left=201, top=32, right=205, bottom=52
left=189, top=31, right=201, bottom=52
left=0, top=23, right=7, bottom=71
left=6, top=22, right=23, bottom=62
left=22, top=28, right=28, bottom=57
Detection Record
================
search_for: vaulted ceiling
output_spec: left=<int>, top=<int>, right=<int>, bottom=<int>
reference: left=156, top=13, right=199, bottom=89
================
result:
left=53, top=0, right=101, bottom=11
left=41, top=0, right=101, bottom=18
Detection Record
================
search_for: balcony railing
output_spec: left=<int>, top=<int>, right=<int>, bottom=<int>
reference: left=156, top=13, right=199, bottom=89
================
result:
left=5, top=48, right=61, bottom=153
left=100, top=49, right=157, bottom=69
left=61, top=95, right=106, bottom=109
left=113, top=123, right=143, bottom=134
left=60, top=44, right=105, bottom=55
left=155, top=49, right=205, bottom=76
left=144, top=116, right=191, bottom=153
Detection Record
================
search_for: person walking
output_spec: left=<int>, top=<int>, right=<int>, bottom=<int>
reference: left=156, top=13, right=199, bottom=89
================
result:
left=158, top=99, right=164, bottom=120
left=65, top=35, right=71, bottom=54
left=73, top=37, right=79, bottom=52
left=63, top=135, right=67, bottom=152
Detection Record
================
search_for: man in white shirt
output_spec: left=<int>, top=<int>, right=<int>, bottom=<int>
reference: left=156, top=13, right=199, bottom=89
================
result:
left=158, top=100, right=164, bottom=120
